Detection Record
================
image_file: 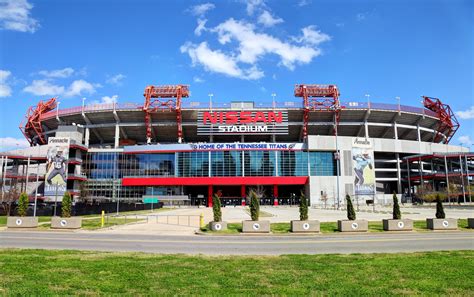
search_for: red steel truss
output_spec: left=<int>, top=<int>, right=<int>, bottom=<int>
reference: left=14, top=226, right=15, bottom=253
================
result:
left=422, top=96, right=459, bottom=144
left=294, top=84, right=341, bottom=139
left=19, top=97, right=57, bottom=145
left=143, top=85, right=189, bottom=143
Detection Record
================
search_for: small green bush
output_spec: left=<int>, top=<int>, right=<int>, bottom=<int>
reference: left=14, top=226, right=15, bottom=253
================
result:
left=212, top=194, right=222, bottom=222
left=435, top=194, right=445, bottom=219
left=392, top=192, right=401, bottom=220
left=249, top=190, right=259, bottom=221
left=61, top=192, right=72, bottom=218
left=346, top=195, right=356, bottom=220
left=299, top=191, right=308, bottom=221
left=17, top=192, right=29, bottom=217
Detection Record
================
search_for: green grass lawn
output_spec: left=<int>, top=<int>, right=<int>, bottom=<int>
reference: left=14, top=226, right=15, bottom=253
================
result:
left=202, top=219, right=471, bottom=234
left=0, top=249, right=472, bottom=295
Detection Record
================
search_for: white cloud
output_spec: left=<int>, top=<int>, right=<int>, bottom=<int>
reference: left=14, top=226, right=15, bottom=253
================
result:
left=23, top=79, right=65, bottom=96
left=257, top=10, right=283, bottom=27
left=189, top=3, right=215, bottom=16
left=64, top=80, right=98, bottom=97
left=357, top=13, right=367, bottom=21
left=101, top=95, right=118, bottom=104
left=244, top=0, right=265, bottom=16
left=106, top=74, right=126, bottom=85
left=23, top=79, right=98, bottom=97
left=212, top=18, right=326, bottom=70
left=193, top=76, right=205, bottom=83
left=194, top=18, right=207, bottom=36
left=0, top=0, right=39, bottom=33
left=0, top=137, right=29, bottom=152
left=292, top=25, right=331, bottom=45
left=180, top=41, right=264, bottom=80
left=38, top=67, right=74, bottom=78
left=297, top=0, right=311, bottom=7
left=456, top=106, right=474, bottom=120
left=0, top=69, right=12, bottom=97
left=458, top=135, right=473, bottom=147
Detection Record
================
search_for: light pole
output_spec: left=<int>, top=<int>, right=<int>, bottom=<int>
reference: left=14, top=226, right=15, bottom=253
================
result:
left=271, top=93, right=276, bottom=109
left=208, top=93, right=214, bottom=110
left=365, top=94, right=370, bottom=109
left=56, top=101, right=61, bottom=121
left=82, top=97, right=86, bottom=112
left=396, top=96, right=400, bottom=111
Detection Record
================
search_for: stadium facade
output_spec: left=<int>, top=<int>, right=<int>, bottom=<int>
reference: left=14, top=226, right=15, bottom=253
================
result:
left=1, top=84, right=472, bottom=208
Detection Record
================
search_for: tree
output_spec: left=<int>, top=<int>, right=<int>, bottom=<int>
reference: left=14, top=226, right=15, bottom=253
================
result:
left=346, top=194, right=356, bottom=220
left=1, top=183, right=19, bottom=216
left=392, top=192, right=401, bottom=220
left=17, top=192, right=29, bottom=217
left=61, top=191, right=72, bottom=218
left=249, top=190, right=259, bottom=221
left=212, top=193, right=222, bottom=222
left=435, top=194, right=445, bottom=219
left=299, top=191, right=308, bottom=221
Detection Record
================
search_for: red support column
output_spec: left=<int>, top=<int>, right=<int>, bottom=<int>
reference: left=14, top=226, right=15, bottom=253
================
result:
left=273, top=184, right=279, bottom=206
left=241, top=185, right=246, bottom=206
left=208, top=185, right=213, bottom=208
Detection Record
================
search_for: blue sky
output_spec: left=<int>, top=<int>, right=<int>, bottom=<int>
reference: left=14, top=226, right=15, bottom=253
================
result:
left=0, top=0, right=472, bottom=151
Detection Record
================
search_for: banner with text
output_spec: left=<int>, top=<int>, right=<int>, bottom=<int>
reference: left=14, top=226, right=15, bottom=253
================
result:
left=44, top=137, right=70, bottom=197
left=124, top=142, right=305, bottom=153
left=352, top=138, right=375, bottom=196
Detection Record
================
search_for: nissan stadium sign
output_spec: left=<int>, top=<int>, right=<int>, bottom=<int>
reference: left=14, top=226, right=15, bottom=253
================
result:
left=197, top=110, right=288, bottom=135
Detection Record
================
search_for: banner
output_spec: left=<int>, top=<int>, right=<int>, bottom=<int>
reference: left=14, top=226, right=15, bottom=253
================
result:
left=352, top=138, right=375, bottom=195
left=44, top=137, right=70, bottom=197
left=197, top=110, right=289, bottom=135
left=124, top=142, right=306, bottom=153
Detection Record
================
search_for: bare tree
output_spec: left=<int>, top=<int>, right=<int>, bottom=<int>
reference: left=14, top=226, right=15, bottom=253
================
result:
left=1, top=181, right=20, bottom=216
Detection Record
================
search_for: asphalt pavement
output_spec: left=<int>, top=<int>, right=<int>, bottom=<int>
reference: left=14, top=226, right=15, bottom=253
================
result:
left=0, top=231, right=472, bottom=255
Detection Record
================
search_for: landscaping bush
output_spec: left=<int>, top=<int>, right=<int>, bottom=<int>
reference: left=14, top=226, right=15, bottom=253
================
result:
left=212, top=193, right=222, bottom=222
left=346, top=194, right=356, bottom=220
left=61, top=192, right=72, bottom=218
left=392, top=192, right=401, bottom=220
left=435, top=194, right=445, bottom=219
left=17, top=192, right=29, bottom=217
left=249, top=190, right=259, bottom=221
left=299, top=191, right=308, bottom=221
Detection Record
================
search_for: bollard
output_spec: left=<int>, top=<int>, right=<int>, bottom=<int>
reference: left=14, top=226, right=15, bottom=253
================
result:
left=200, top=213, right=204, bottom=229
left=101, top=210, right=105, bottom=227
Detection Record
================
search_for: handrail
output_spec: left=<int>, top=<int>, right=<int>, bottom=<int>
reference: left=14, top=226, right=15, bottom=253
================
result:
left=39, top=101, right=439, bottom=120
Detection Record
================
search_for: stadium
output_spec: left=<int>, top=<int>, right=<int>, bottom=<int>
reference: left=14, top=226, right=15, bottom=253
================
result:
left=1, top=84, right=472, bottom=209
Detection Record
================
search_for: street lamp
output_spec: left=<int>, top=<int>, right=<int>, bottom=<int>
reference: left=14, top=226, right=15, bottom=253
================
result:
left=208, top=93, right=214, bottom=110
left=271, top=93, right=276, bottom=109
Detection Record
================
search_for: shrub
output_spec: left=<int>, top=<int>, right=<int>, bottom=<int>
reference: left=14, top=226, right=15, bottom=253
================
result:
left=17, top=192, right=29, bottom=217
left=212, top=193, right=222, bottom=222
left=299, top=191, right=308, bottom=221
left=346, top=194, right=356, bottom=220
left=392, top=192, right=401, bottom=220
left=249, top=190, right=259, bottom=221
left=61, top=192, right=72, bottom=218
left=435, top=194, right=445, bottom=219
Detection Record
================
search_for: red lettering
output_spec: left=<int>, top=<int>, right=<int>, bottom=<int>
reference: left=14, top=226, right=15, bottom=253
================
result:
left=225, top=111, right=238, bottom=124
left=267, top=111, right=283, bottom=123
left=203, top=112, right=218, bottom=124
left=254, top=111, right=267, bottom=123
left=240, top=111, right=252, bottom=124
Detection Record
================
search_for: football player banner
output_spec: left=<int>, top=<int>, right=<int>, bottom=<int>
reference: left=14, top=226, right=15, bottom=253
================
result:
left=44, top=137, right=70, bottom=196
left=352, top=138, right=375, bottom=195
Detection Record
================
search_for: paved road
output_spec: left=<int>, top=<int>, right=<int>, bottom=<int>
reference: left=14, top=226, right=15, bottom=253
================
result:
left=1, top=231, right=472, bottom=255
